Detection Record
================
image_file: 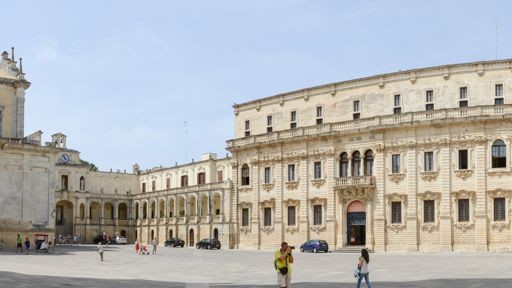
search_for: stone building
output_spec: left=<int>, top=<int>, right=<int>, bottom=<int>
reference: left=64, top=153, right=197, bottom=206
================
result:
left=227, top=59, right=512, bottom=252
left=2, top=46, right=512, bottom=252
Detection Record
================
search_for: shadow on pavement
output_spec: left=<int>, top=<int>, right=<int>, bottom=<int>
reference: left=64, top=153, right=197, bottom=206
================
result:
left=0, top=244, right=122, bottom=256
left=0, top=272, right=510, bottom=288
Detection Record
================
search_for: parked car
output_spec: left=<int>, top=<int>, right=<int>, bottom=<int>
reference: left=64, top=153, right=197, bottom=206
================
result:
left=115, top=236, right=127, bottom=245
left=300, top=240, right=329, bottom=253
left=195, top=238, right=221, bottom=250
left=164, top=238, right=185, bottom=247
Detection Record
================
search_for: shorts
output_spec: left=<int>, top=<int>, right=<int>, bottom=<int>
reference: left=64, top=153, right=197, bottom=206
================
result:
left=277, top=271, right=291, bottom=287
left=17, top=243, right=22, bottom=249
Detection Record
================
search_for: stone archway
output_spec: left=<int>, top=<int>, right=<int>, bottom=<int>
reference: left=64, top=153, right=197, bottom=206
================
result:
left=189, top=229, right=194, bottom=247
left=347, top=200, right=366, bottom=246
left=56, top=200, right=74, bottom=236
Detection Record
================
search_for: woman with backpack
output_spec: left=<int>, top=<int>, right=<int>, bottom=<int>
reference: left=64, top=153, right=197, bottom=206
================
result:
left=356, top=248, right=372, bottom=288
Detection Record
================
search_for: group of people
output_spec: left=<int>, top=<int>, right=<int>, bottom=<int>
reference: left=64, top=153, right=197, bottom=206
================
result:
left=274, top=242, right=372, bottom=288
left=56, top=234, right=81, bottom=246
left=15, top=234, right=51, bottom=254
left=133, top=238, right=158, bottom=255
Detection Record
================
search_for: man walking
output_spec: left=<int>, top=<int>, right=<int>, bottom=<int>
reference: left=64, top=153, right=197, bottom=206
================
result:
left=16, top=234, right=23, bottom=253
left=96, top=242, right=104, bottom=261
left=274, top=242, right=294, bottom=288
left=151, top=237, right=158, bottom=255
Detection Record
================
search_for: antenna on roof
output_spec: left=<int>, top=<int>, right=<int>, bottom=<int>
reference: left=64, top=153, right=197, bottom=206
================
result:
left=11, top=47, right=14, bottom=61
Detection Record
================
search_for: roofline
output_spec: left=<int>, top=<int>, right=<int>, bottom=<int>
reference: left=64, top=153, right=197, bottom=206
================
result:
left=233, top=58, right=512, bottom=109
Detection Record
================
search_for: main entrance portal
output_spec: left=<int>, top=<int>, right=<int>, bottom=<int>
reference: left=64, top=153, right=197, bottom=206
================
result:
left=347, top=200, right=366, bottom=246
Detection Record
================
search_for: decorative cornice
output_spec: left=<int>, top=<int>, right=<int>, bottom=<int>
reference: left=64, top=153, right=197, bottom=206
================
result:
left=454, top=169, right=473, bottom=180
left=454, top=222, right=474, bottom=232
left=338, top=188, right=374, bottom=201
left=285, top=180, right=299, bottom=190
left=310, top=178, right=325, bottom=188
left=388, top=223, right=406, bottom=232
left=262, top=183, right=274, bottom=192
left=240, top=226, right=251, bottom=234
left=491, top=221, right=508, bottom=232
left=283, top=198, right=300, bottom=207
left=420, top=171, right=439, bottom=182
left=261, top=226, right=274, bottom=234
left=310, top=225, right=326, bottom=233
left=387, top=173, right=405, bottom=184
left=285, top=226, right=299, bottom=234
left=421, top=223, right=439, bottom=232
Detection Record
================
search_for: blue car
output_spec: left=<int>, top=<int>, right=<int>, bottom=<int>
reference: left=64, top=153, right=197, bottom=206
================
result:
left=300, top=240, right=329, bottom=253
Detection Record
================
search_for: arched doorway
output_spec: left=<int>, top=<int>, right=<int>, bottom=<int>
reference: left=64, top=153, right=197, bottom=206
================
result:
left=189, top=229, right=194, bottom=247
left=347, top=200, right=366, bottom=246
left=55, top=200, right=74, bottom=236
left=169, top=229, right=173, bottom=239
left=213, top=228, right=219, bottom=240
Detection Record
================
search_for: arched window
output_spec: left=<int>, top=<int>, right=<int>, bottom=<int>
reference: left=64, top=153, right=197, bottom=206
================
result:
left=492, top=139, right=506, bottom=168
left=340, top=152, right=349, bottom=177
left=79, top=176, right=85, bottom=191
left=364, top=150, right=374, bottom=176
left=241, top=164, right=250, bottom=185
left=352, top=151, right=361, bottom=177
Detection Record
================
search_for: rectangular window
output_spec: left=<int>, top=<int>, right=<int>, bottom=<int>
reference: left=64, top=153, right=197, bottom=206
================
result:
left=393, top=107, right=402, bottom=114
left=391, top=201, right=402, bottom=224
left=197, top=172, right=206, bottom=185
left=426, top=90, right=434, bottom=103
left=353, top=113, right=360, bottom=120
left=287, top=206, right=296, bottom=226
left=313, top=205, right=322, bottom=225
left=458, top=199, right=469, bottom=222
left=142, top=182, right=146, bottom=193
left=495, top=98, right=504, bottom=105
left=287, top=164, right=295, bottom=181
left=264, top=167, right=271, bottom=184
left=426, top=103, right=434, bottom=111
left=242, top=208, right=249, bottom=227
left=316, top=118, right=323, bottom=125
left=152, top=181, right=156, bottom=191
left=424, top=152, right=434, bottom=171
left=458, top=149, right=468, bottom=169
left=290, top=111, right=297, bottom=129
left=217, top=170, right=223, bottom=182
left=61, top=175, right=68, bottom=191
left=316, top=106, right=323, bottom=118
left=394, top=94, right=401, bottom=107
left=166, top=178, right=170, bottom=189
left=264, top=207, right=272, bottom=226
left=496, top=84, right=503, bottom=97
left=460, top=87, right=467, bottom=99
left=392, top=154, right=400, bottom=173
left=424, top=200, right=435, bottom=223
left=314, top=161, right=322, bottom=179
left=353, top=100, right=360, bottom=112
left=494, top=198, right=506, bottom=221
left=267, top=115, right=273, bottom=133
left=244, top=120, right=250, bottom=137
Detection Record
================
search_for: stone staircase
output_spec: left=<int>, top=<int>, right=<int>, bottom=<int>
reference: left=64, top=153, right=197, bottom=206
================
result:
left=333, top=245, right=373, bottom=253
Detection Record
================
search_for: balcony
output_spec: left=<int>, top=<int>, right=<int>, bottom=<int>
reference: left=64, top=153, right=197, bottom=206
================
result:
left=334, top=176, right=375, bottom=189
left=227, top=104, right=512, bottom=150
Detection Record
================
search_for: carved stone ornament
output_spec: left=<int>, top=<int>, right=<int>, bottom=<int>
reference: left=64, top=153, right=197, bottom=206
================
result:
left=487, top=170, right=512, bottom=177
left=310, top=178, right=325, bottom=188
left=420, top=171, right=439, bottom=182
left=454, top=222, right=474, bottom=232
left=454, top=169, right=473, bottom=180
left=375, top=144, right=385, bottom=153
left=286, top=226, right=299, bottom=234
left=262, top=183, right=274, bottom=192
left=285, top=181, right=299, bottom=190
left=240, top=226, right=251, bottom=235
left=421, top=223, right=439, bottom=232
left=492, top=221, right=509, bottom=232
left=239, top=186, right=252, bottom=193
left=338, top=187, right=374, bottom=201
left=388, top=173, right=405, bottom=184
left=388, top=223, right=406, bottom=232
left=261, top=226, right=274, bottom=234
left=310, top=225, right=326, bottom=233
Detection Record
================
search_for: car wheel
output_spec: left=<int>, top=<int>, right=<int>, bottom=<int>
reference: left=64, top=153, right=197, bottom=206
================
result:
left=313, top=248, right=317, bottom=253
left=207, top=245, right=211, bottom=250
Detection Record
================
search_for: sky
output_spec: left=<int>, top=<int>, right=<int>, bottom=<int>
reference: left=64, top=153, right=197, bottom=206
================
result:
left=3, top=0, right=511, bottom=171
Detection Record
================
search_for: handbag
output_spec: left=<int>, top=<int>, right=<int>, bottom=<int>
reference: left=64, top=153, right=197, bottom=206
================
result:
left=275, top=252, right=289, bottom=275
left=353, top=265, right=361, bottom=278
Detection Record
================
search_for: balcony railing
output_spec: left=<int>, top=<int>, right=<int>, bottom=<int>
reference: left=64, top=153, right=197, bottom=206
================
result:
left=227, top=104, right=512, bottom=149
left=334, top=176, right=375, bottom=188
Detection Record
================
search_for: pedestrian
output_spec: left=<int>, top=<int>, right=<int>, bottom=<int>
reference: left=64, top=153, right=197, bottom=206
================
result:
left=16, top=234, right=23, bottom=253
left=24, top=237, right=30, bottom=254
left=96, top=242, right=104, bottom=261
left=135, top=239, right=140, bottom=254
left=151, top=237, right=158, bottom=255
left=106, top=234, right=111, bottom=247
left=274, top=242, right=294, bottom=288
left=356, top=248, right=372, bottom=288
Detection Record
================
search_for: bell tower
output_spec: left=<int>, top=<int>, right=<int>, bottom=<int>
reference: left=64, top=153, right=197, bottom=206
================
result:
left=0, top=47, right=30, bottom=138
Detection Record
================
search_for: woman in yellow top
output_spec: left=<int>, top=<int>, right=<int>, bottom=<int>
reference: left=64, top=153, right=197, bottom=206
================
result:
left=274, top=242, right=294, bottom=288
left=356, top=248, right=372, bottom=288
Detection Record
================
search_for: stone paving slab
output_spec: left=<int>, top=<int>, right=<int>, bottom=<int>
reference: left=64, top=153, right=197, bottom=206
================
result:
left=0, top=245, right=511, bottom=287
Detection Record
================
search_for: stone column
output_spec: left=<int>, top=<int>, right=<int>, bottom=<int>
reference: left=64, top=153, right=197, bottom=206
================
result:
left=474, top=141, right=488, bottom=251
left=373, top=145, right=386, bottom=251
left=439, top=144, right=453, bottom=251
left=406, top=146, right=419, bottom=251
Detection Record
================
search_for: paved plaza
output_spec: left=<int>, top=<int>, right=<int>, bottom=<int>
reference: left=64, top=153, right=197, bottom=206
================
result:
left=0, top=245, right=511, bottom=287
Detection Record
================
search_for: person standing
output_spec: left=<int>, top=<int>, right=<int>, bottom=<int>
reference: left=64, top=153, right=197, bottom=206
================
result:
left=356, top=248, right=372, bottom=288
left=16, top=234, right=23, bottom=253
left=24, top=237, right=30, bottom=254
left=274, top=242, right=294, bottom=288
left=134, top=239, right=140, bottom=254
left=151, top=238, right=158, bottom=255
left=96, top=242, right=104, bottom=261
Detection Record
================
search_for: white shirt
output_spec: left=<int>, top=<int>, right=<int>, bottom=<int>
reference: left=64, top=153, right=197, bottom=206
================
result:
left=360, top=258, right=369, bottom=273
left=97, top=244, right=104, bottom=253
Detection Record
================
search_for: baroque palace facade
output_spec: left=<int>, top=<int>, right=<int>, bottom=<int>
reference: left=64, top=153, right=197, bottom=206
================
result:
left=1, top=46, right=512, bottom=252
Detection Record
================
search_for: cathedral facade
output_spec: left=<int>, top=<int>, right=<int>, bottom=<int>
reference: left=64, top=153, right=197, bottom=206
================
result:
left=2, top=47, right=512, bottom=252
